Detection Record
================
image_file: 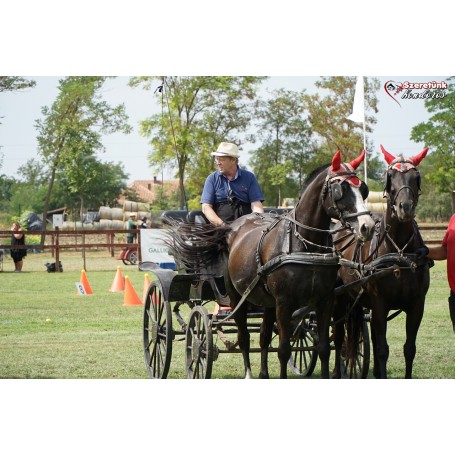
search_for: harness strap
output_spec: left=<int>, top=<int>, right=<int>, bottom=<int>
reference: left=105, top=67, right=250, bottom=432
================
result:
left=216, top=274, right=263, bottom=323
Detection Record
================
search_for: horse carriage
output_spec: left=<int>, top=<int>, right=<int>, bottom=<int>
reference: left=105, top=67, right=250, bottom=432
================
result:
left=141, top=148, right=429, bottom=379
left=140, top=247, right=383, bottom=379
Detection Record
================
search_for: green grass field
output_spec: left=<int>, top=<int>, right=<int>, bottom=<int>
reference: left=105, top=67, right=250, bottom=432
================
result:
left=1, top=249, right=454, bottom=379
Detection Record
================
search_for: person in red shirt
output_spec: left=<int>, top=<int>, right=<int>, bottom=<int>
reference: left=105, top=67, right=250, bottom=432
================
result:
left=427, top=213, right=455, bottom=332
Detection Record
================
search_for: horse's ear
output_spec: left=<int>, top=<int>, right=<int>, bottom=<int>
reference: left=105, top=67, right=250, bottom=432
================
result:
left=410, top=147, right=429, bottom=166
left=349, top=149, right=366, bottom=170
left=331, top=150, right=342, bottom=171
left=380, top=144, right=396, bottom=165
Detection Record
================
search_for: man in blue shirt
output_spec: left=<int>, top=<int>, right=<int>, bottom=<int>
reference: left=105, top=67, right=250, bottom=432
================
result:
left=201, top=142, right=264, bottom=225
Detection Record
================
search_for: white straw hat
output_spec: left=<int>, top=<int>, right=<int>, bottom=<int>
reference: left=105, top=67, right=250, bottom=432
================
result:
left=211, top=142, right=240, bottom=158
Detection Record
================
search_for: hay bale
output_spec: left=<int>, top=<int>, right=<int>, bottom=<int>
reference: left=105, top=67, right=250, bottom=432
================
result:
left=99, top=206, right=113, bottom=220
left=111, top=207, right=124, bottom=221
left=100, top=219, right=113, bottom=230
left=123, top=201, right=138, bottom=212
left=368, top=191, right=384, bottom=203
left=368, top=202, right=387, bottom=213
left=112, top=220, right=124, bottom=230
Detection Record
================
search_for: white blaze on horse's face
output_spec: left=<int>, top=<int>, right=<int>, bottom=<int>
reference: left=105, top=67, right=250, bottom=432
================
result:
left=352, top=186, right=375, bottom=242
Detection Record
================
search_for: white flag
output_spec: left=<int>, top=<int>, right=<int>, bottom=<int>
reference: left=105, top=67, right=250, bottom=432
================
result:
left=347, top=76, right=364, bottom=124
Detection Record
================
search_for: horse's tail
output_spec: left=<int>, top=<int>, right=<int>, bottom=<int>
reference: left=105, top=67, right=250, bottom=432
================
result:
left=163, top=217, right=230, bottom=272
left=344, top=302, right=364, bottom=364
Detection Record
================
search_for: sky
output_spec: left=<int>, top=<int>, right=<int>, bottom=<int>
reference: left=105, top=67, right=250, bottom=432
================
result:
left=0, top=75, right=447, bottom=183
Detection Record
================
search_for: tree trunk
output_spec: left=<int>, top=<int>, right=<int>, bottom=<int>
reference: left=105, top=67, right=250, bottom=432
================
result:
left=41, top=165, right=57, bottom=245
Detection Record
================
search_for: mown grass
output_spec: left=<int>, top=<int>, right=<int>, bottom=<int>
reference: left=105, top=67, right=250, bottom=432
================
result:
left=1, top=249, right=454, bottom=379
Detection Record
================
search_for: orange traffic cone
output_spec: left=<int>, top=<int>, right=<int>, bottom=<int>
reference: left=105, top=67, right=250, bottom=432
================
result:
left=123, top=276, right=143, bottom=306
left=110, top=266, right=125, bottom=292
left=142, top=273, right=151, bottom=302
left=80, top=269, right=93, bottom=295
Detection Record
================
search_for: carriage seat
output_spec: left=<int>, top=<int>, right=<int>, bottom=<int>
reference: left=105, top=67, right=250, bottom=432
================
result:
left=186, top=210, right=209, bottom=224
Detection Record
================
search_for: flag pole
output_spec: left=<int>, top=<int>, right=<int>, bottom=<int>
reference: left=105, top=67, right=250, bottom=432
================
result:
left=363, top=118, right=367, bottom=185
left=347, top=76, right=367, bottom=184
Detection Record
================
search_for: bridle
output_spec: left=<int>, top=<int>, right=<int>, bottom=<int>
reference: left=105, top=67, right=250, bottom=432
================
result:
left=322, top=168, right=371, bottom=230
left=383, top=157, right=421, bottom=216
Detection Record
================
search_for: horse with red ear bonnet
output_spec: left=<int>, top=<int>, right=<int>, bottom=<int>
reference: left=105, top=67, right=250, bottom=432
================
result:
left=332, top=145, right=431, bottom=379
left=223, top=149, right=375, bottom=378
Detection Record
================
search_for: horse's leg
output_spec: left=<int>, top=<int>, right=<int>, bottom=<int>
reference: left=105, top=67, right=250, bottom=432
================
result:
left=233, top=303, right=253, bottom=379
left=403, top=300, right=424, bottom=379
left=316, top=295, right=334, bottom=379
left=331, top=300, right=345, bottom=379
left=259, top=307, right=276, bottom=379
left=370, top=304, right=389, bottom=379
left=276, top=301, right=292, bottom=379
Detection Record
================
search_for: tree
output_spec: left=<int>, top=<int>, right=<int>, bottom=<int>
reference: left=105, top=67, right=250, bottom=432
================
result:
left=0, top=174, right=15, bottom=211
left=410, top=76, right=455, bottom=211
left=249, top=88, right=314, bottom=206
left=35, top=77, right=132, bottom=234
left=302, top=77, right=382, bottom=177
left=129, top=76, right=266, bottom=209
left=0, top=76, right=36, bottom=93
left=58, top=158, right=129, bottom=215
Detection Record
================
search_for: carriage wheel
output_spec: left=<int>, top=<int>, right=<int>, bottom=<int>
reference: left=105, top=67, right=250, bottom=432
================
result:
left=288, top=316, right=319, bottom=377
left=185, top=306, right=213, bottom=379
left=122, top=248, right=138, bottom=266
left=128, top=249, right=138, bottom=265
left=340, top=320, right=370, bottom=379
left=143, top=283, right=173, bottom=379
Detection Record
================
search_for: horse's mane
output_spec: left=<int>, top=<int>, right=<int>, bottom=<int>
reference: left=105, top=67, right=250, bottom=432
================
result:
left=301, top=163, right=330, bottom=193
left=163, top=216, right=230, bottom=272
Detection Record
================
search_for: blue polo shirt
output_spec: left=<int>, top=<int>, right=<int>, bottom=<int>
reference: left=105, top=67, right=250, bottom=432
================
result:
left=201, top=167, right=264, bottom=205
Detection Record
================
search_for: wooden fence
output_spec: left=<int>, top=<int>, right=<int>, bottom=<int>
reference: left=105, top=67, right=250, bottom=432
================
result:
left=1, top=224, right=447, bottom=255
left=0, top=228, right=141, bottom=271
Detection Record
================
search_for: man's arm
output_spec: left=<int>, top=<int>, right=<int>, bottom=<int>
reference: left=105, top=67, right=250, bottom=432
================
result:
left=251, top=200, right=264, bottom=213
left=428, top=244, right=447, bottom=261
left=202, top=203, right=225, bottom=226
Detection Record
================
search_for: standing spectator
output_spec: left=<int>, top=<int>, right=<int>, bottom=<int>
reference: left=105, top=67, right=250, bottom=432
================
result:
left=426, top=213, right=455, bottom=332
left=126, top=213, right=137, bottom=244
left=11, top=221, right=26, bottom=272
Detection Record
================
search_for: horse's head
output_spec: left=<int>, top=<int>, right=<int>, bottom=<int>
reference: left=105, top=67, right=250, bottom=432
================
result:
left=322, top=150, right=375, bottom=242
left=381, top=144, right=428, bottom=222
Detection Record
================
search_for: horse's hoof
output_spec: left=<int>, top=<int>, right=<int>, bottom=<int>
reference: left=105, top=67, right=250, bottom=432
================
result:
left=244, top=370, right=254, bottom=379
left=258, top=372, right=269, bottom=379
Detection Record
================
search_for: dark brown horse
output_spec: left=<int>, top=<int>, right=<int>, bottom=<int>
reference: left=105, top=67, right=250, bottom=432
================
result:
left=332, top=145, right=431, bottom=379
left=224, top=150, right=375, bottom=378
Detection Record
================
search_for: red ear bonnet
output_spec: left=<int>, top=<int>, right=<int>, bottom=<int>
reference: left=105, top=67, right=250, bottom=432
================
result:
left=349, top=149, right=366, bottom=170
left=331, top=150, right=342, bottom=172
left=410, top=148, right=429, bottom=166
left=380, top=144, right=396, bottom=165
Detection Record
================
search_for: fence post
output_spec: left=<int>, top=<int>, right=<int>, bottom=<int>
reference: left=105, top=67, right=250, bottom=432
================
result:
left=55, top=227, right=60, bottom=272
